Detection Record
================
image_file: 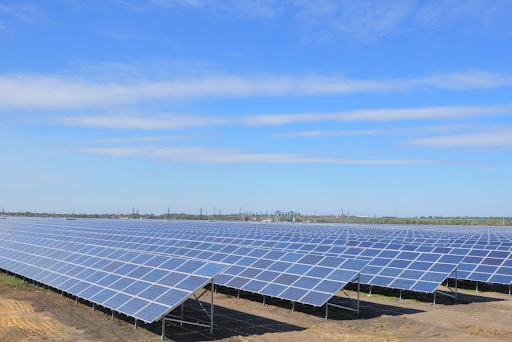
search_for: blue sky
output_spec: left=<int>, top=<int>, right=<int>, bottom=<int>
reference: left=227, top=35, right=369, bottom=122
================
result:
left=1, top=0, right=511, bottom=217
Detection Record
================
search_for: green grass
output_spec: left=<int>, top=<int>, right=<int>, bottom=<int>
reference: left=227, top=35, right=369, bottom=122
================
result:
left=366, top=292, right=421, bottom=304
left=366, top=293, right=399, bottom=302
left=0, top=274, right=27, bottom=287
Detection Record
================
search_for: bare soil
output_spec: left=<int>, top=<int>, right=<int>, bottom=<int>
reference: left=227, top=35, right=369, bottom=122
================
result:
left=1, top=274, right=512, bottom=342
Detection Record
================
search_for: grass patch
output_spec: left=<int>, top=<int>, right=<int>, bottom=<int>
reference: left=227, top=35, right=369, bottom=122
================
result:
left=366, top=293, right=399, bottom=302
left=367, top=292, right=421, bottom=304
left=0, top=274, right=27, bottom=287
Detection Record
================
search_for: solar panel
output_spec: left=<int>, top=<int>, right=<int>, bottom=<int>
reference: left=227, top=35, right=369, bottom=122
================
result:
left=2, top=217, right=511, bottom=311
left=0, top=231, right=227, bottom=324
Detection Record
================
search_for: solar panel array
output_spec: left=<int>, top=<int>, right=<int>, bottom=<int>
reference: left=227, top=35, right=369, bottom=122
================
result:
left=0, top=219, right=368, bottom=307
left=0, top=222, right=227, bottom=324
left=1, top=217, right=510, bottom=319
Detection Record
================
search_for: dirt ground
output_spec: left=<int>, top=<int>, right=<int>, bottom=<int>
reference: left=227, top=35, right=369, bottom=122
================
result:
left=1, top=273, right=512, bottom=342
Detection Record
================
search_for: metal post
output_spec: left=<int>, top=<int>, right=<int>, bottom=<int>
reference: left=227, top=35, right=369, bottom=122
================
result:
left=433, top=291, right=436, bottom=305
left=325, top=304, right=328, bottom=320
left=455, top=269, right=458, bottom=301
left=135, top=319, right=138, bottom=329
left=400, top=289, right=402, bottom=300
left=509, top=284, right=511, bottom=296
left=210, top=279, right=214, bottom=336
left=237, top=289, right=240, bottom=299
left=92, top=303, right=96, bottom=311
left=476, top=282, right=478, bottom=292
left=357, top=273, right=360, bottom=316
left=180, top=302, right=185, bottom=326
left=263, top=295, right=266, bottom=305
left=161, top=318, right=166, bottom=340
left=369, top=285, right=372, bottom=296
left=112, top=311, right=115, bottom=319
left=61, top=290, right=63, bottom=297
left=76, top=296, right=78, bottom=304
left=292, top=301, right=295, bottom=312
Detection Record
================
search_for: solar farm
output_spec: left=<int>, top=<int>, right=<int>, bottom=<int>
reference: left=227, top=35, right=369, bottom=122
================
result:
left=1, top=217, right=512, bottom=341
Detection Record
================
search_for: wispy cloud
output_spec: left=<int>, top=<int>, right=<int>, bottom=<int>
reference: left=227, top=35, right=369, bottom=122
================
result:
left=1, top=71, right=511, bottom=109
left=241, top=105, right=512, bottom=126
left=78, top=145, right=433, bottom=165
left=294, top=0, right=415, bottom=43
left=64, top=114, right=227, bottom=129
left=93, top=135, right=194, bottom=143
left=150, top=0, right=282, bottom=18
left=269, top=124, right=475, bottom=138
left=0, top=3, right=42, bottom=25
left=146, top=1, right=512, bottom=43
left=415, top=0, right=512, bottom=34
left=64, top=105, right=512, bottom=130
left=408, top=128, right=512, bottom=148
left=270, top=129, right=380, bottom=138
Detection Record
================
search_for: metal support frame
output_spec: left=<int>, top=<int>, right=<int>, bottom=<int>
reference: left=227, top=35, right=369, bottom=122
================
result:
left=160, top=279, right=216, bottom=340
left=435, top=269, right=458, bottom=304
left=291, top=301, right=295, bottom=312
left=324, top=273, right=361, bottom=319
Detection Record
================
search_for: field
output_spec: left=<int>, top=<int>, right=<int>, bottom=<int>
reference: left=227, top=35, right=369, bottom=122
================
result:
left=2, top=273, right=512, bottom=342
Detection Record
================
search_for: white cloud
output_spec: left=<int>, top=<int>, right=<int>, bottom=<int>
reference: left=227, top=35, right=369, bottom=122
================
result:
left=64, top=114, right=228, bottom=129
left=1, top=71, right=511, bottom=109
left=270, top=129, right=380, bottom=138
left=93, top=135, right=191, bottom=143
left=0, top=3, right=42, bottom=25
left=150, top=0, right=281, bottom=18
left=147, top=1, right=512, bottom=42
left=270, top=124, right=473, bottom=138
left=78, top=145, right=432, bottom=165
left=408, top=129, right=512, bottom=148
left=415, top=0, right=512, bottom=33
left=294, top=0, right=415, bottom=43
left=63, top=105, right=512, bottom=130
left=242, top=105, right=512, bottom=126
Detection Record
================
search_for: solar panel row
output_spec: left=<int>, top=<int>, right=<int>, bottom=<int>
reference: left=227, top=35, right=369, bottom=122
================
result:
left=0, top=221, right=368, bottom=307
left=0, top=230, right=226, bottom=324
left=1, top=217, right=510, bottom=317
left=1, top=219, right=467, bottom=294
